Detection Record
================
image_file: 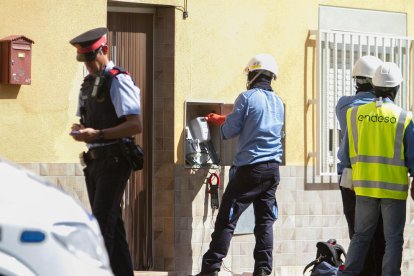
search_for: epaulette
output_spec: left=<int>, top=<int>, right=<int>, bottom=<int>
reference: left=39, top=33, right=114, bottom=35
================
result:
left=108, top=66, right=129, bottom=79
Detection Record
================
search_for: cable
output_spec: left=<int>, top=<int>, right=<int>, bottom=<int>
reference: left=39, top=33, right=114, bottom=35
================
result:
left=211, top=208, right=216, bottom=228
left=185, top=140, right=212, bottom=167
left=174, top=0, right=189, bottom=19
left=198, top=217, right=206, bottom=273
left=208, top=173, right=235, bottom=275
left=222, top=261, right=235, bottom=274
left=198, top=168, right=238, bottom=275
left=208, top=208, right=234, bottom=275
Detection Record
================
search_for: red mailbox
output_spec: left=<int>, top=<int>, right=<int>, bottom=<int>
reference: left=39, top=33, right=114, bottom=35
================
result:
left=0, top=35, right=34, bottom=85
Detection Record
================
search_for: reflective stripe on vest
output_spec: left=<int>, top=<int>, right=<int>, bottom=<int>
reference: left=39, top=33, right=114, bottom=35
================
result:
left=347, top=102, right=410, bottom=200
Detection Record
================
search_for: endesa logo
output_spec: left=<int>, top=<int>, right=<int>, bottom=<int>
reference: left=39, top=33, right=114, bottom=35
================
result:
left=358, top=114, right=397, bottom=123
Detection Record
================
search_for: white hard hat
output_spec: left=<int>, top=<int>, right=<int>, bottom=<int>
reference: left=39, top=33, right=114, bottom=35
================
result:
left=244, top=53, right=278, bottom=79
left=352, top=55, right=383, bottom=78
left=372, top=62, right=403, bottom=88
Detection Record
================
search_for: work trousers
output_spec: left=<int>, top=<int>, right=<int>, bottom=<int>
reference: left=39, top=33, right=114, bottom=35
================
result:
left=84, top=155, right=134, bottom=276
left=201, top=161, right=280, bottom=275
left=340, top=187, right=385, bottom=276
left=339, top=196, right=406, bottom=276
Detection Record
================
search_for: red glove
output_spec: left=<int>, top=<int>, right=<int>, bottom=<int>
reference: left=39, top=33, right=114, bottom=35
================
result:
left=206, top=113, right=226, bottom=126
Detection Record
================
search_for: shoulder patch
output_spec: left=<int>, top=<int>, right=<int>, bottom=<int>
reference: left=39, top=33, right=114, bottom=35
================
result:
left=109, top=66, right=129, bottom=76
left=109, top=68, right=120, bottom=76
left=107, top=66, right=129, bottom=80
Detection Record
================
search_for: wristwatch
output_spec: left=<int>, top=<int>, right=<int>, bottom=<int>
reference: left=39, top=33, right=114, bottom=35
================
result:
left=98, top=129, right=104, bottom=140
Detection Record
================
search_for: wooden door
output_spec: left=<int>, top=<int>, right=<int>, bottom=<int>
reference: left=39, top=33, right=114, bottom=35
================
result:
left=107, top=12, right=153, bottom=270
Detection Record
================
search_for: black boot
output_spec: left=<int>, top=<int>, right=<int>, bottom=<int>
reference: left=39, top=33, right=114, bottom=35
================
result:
left=253, top=268, right=269, bottom=276
left=195, top=271, right=218, bottom=276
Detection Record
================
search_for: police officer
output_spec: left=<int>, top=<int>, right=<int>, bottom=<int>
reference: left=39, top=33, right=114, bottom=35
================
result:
left=69, top=27, right=142, bottom=276
left=336, top=55, right=385, bottom=275
left=338, top=62, right=414, bottom=275
left=196, top=54, right=284, bottom=276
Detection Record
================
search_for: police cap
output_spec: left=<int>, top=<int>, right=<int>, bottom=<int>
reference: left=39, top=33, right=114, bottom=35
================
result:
left=69, top=27, right=108, bottom=62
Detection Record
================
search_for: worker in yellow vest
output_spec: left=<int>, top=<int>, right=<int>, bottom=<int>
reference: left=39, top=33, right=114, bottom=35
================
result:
left=338, top=62, right=414, bottom=276
left=336, top=55, right=385, bottom=275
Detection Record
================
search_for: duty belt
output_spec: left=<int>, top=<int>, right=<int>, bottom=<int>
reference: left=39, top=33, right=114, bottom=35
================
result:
left=84, top=143, right=122, bottom=162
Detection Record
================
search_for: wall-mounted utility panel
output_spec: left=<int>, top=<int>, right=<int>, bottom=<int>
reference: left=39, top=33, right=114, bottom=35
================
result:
left=184, top=100, right=238, bottom=168
left=184, top=100, right=286, bottom=168
left=0, top=35, right=34, bottom=85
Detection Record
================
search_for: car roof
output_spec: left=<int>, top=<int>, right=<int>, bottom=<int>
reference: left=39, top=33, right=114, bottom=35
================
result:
left=0, top=158, right=93, bottom=227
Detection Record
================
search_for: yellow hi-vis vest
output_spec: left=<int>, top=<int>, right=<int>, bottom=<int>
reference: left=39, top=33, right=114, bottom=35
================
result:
left=347, top=101, right=412, bottom=200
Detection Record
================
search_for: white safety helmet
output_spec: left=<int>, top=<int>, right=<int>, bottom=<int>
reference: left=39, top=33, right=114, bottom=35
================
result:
left=352, top=55, right=383, bottom=78
left=372, top=62, right=403, bottom=88
left=244, top=53, right=278, bottom=79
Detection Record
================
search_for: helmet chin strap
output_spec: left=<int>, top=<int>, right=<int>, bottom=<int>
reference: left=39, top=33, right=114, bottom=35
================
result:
left=355, top=77, right=372, bottom=85
left=246, top=71, right=262, bottom=89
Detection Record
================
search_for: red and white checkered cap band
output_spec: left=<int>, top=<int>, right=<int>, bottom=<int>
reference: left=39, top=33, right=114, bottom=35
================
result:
left=76, top=36, right=106, bottom=54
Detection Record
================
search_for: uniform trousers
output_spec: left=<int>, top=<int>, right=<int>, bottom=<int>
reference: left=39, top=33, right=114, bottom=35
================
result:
left=339, top=196, right=406, bottom=276
left=201, top=161, right=280, bottom=275
left=84, top=154, right=134, bottom=276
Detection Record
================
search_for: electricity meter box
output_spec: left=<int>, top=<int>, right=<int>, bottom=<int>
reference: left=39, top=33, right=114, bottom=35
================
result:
left=185, top=101, right=238, bottom=168
left=0, top=35, right=34, bottom=85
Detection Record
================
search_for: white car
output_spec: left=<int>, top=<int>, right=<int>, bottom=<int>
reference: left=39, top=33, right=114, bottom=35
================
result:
left=0, top=158, right=113, bottom=276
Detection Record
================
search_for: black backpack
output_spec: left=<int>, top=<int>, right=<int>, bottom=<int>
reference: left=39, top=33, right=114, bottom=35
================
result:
left=303, top=239, right=347, bottom=275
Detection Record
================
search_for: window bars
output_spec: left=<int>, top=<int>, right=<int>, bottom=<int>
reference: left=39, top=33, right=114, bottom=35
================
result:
left=313, top=29, right=414, bottom=176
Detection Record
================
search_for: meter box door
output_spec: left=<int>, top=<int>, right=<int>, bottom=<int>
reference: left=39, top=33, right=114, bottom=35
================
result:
left=0, top=35, right=34, bottom=85
left=219, top=103, right=238, bottom=165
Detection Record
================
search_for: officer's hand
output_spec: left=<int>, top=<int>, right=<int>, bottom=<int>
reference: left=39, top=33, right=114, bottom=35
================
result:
left=71, top=128, right=99, bottom=142
left=205, top=113, right=226, bottom=126
left=71, top=123, right=84, bottom=131
left=70, top=124, right=85, bottom=141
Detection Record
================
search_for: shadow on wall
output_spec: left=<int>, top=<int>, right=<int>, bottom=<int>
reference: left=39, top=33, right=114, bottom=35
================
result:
left=0, top=84, right=20, bottom=99
left=303, top=31, right=338, bottom=190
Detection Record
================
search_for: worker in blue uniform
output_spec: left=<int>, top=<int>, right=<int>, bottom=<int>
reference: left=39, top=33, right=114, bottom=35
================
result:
left=69, top=27, right=142, bottom=276
left=196, top=53, right=284, bottom=276
left=336, top=55, right=385, bottom=276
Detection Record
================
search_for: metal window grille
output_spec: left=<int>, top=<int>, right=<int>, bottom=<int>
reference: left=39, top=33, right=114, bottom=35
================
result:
left=313, top=29, right=414, bottom=176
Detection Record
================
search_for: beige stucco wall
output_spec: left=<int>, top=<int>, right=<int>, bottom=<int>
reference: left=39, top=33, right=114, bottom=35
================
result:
left=174, top=0, right=414, bottom=165
left=0, top=0, right=106, bottom=163
left=1, top=0, right=413, bottom=166
left=110, top=0, right=181, bottom=5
